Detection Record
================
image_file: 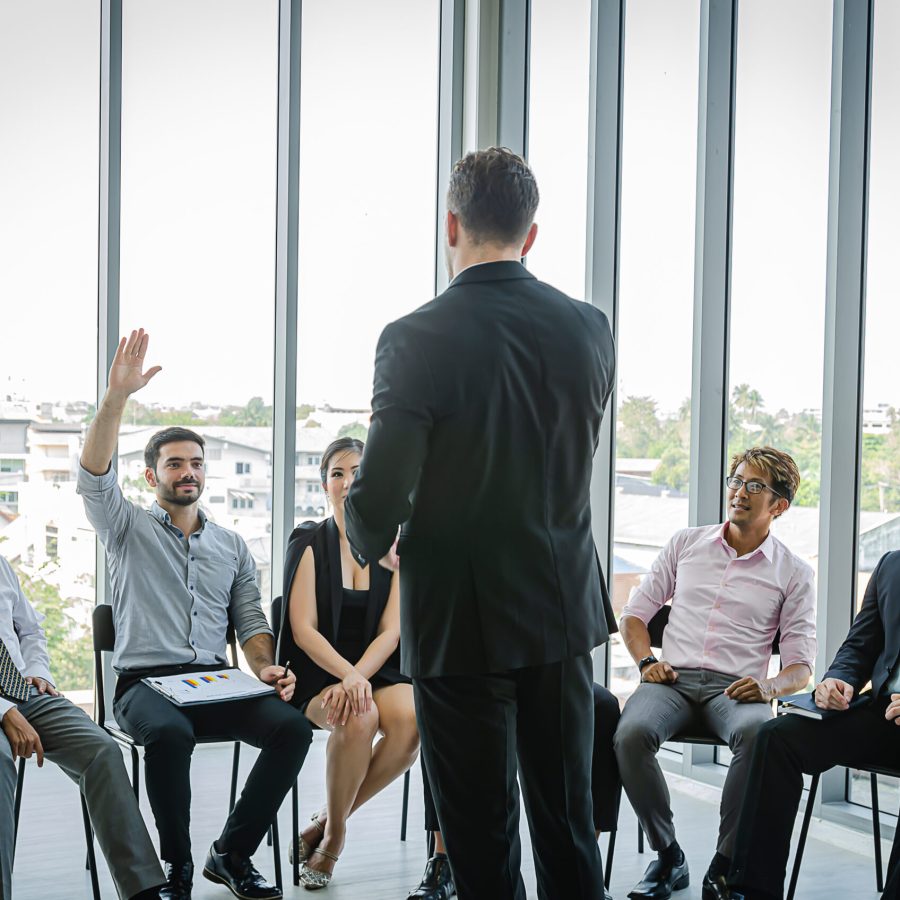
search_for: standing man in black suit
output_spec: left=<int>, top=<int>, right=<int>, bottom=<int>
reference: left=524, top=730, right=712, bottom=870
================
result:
left=723, top=549, right=900, bottom=900
left=344, top=147, right=617, bottom=900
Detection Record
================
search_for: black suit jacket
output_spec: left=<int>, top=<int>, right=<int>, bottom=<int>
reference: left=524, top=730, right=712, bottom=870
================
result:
left=345, top=260, right=617, bottom=679
left=824, top=550, right=900, bottom=696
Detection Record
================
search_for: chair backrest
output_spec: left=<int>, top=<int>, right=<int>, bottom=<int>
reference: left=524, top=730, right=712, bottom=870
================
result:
left=646, top=602, right=780, bottom=655
left=271, top=594, right=283, bottom=631
left=92, top=604, right=114, bottom=726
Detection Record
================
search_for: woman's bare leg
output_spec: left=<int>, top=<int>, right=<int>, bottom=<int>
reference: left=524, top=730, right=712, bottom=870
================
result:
left=303, top=686, right=379, bottom=875
left=347, top=684, right=419, bottom=813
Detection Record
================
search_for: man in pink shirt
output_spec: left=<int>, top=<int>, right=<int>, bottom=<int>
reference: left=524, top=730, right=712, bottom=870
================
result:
left=614, top=447, right=816, bottom=900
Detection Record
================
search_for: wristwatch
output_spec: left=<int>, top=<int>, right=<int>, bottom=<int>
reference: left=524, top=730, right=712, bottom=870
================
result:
left=638, top=654, right=658, bottom=673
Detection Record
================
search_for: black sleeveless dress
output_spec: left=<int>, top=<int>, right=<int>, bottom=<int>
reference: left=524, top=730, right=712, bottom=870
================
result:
left=280, top=518, right=409, bottom=715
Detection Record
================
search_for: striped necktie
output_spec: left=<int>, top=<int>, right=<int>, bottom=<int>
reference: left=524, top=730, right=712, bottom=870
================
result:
left=0, top=638, right=29, bottom=702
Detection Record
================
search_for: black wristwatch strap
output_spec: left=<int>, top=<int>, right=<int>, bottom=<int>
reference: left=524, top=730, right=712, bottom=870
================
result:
left=638, top=654, right=658, bottom=672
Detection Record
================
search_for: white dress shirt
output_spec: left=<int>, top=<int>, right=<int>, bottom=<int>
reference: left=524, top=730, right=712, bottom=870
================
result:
left=0, top=556, right=53, bottom=719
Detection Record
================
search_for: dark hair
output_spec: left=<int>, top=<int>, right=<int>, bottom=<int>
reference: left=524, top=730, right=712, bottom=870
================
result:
left=320, top=437, right=365, bottom=485
left=144, top=427, right=206, bottom=471
left=446, top=147, right=539, bottom=246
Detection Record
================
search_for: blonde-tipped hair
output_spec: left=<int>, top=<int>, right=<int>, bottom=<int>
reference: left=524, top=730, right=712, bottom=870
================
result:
left=729, top=446, right=800, bottom=506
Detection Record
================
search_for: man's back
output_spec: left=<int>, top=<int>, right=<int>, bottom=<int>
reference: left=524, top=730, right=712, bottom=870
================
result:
left=349, top=260, right=616, bottom=677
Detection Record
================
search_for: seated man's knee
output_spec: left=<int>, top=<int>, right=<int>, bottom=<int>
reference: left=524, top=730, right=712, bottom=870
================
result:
left=142, top=719, right=195, bottom=757
left=613, top=714, right=659, bottom=759
left=730, top=714, right=771, bottom=753
left=280, top=707, right=314, bottom=752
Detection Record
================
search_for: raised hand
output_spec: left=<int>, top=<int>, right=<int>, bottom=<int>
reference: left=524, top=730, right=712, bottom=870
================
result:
left=107, top=328, right=162, bottom=398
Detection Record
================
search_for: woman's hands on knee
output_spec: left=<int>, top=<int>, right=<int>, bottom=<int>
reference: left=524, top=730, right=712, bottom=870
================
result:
left=322, top=686, right=352, bottom=726
left=342, top=668, right=373, bottom=717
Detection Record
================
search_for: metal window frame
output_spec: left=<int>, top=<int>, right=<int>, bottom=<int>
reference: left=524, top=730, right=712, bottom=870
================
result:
left=585, top=0, right=626, bottom=686
left=816, top=0, right=874, bottom=811
left=270, top=0, right=303, bottom=607
left=96, top=0, right=123, bottom=716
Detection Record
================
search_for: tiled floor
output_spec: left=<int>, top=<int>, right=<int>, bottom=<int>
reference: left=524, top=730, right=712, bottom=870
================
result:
left=11, top=731, right=890, bottom=899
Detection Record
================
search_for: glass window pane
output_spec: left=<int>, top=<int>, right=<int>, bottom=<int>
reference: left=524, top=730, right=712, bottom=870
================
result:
left=727, top=0, right=832, bottom=621
left=0, top=0, right=99, bottom=694
left=612, top=0, right=700, bottom=711
left=294, top=0, right=440, bottom=523
left=119, top=0, right=279, bottom=603
left=526, top=0, right=591, bottom=299
left=851, top=0, right=900, bottom=814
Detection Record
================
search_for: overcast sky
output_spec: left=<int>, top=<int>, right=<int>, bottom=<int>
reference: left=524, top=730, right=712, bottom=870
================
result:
left=1, top=0, right=899, bottom=418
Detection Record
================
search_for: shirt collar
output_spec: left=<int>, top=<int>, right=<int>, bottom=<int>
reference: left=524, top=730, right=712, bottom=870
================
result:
left=150, top=501, right=207, bottom=533
left=714, top=521, right=775, bottom=562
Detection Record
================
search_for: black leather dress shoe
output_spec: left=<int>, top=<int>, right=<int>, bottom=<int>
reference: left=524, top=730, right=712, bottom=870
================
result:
left=202, top=844, right=282, bottom=900
left=627, top=857, right=690, bottom=899
left=406, top=853, right=455, bottom=900
left=160, top=861, right=193, bottom=900
left=702, top=873, right=733, bottom=900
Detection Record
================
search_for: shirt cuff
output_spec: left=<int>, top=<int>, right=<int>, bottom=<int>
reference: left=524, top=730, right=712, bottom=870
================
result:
left=237, top=624, right=275, bottom=647
left=76, top=461, right=116, bottom=493
left=0, top=698, right=15, bottom=721
left=619, top=604, right=654, bottom=626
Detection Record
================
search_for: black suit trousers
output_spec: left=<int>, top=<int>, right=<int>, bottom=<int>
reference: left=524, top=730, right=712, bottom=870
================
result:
left=730, top=694, right=900, bottom=899
left=413, top=653, right=605, bottom=900
left=420, top=681, right=621, bottom=834
left=115, top=683, right=313, bottom=864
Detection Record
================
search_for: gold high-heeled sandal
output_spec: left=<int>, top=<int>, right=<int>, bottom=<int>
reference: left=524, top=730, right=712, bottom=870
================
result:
left=290, top=811, right=325, bottom=865
left=299, top=847, right=339, bottom=890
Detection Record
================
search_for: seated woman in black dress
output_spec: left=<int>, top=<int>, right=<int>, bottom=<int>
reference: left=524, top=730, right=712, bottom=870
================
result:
left=279, top=437, right=418, bottom=890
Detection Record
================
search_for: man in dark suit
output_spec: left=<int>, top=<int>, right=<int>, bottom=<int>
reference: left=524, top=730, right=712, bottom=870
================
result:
left=722, top=549, right=900, bottom=900
left=345, top=147, right=617, bottom=900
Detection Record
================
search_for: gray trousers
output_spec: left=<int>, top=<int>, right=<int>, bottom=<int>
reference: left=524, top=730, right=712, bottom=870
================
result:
left=0, top=692, right=164, bottom=900
left=613, top=668, right=773, bottom=859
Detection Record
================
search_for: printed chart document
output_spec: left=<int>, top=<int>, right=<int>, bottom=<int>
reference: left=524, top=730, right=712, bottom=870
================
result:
left=142, top=668, right=273, bottom=706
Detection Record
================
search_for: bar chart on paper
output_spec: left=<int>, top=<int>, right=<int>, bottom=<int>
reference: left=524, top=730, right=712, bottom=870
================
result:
left=142, top=669, right=273, bottom=706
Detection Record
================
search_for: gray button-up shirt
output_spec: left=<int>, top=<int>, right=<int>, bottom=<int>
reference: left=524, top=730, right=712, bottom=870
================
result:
left=77, top=464, right=273, bottom=673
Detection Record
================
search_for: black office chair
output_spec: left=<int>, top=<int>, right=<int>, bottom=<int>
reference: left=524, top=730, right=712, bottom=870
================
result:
left=13, top=754, right=101, bottom=898
left=634, top=604, right=780, bottom=855
left=92, top=604, right=282, bottom=890
left=784, top=754, right=896, bottom=898
left=270, top=594, right=412, bottom=887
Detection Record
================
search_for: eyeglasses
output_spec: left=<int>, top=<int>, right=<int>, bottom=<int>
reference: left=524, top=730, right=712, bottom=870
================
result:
left=725, top=475, right=784, bottom=499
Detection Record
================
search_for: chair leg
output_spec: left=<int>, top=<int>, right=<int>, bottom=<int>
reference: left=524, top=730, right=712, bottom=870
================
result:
left=637, top=822, right=644, bottom=854
left=12, top=758, right=26, bottom=852
left=401, top=768, right=410, bottom=841
left=271, top=813, right=282, bottom=892
left=131, top=745, right=140, bottom=802
left=82, top=794, right=101, bottom=900
left=605, top=830, right=616, bottom=889
left=229, top=742, right=241, bottom=812
left=872, top=772, right=884, bottom=893
left=787, top=772, right=819, bottom=900
left=291, top=779, right=300, bottom=886
left=427, top=830, right=436, bottom=860
left=267, top=825, right=273, bottom=847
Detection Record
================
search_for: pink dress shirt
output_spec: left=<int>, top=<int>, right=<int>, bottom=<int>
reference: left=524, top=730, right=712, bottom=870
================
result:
left=621, top=522, right=817, bottom=681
